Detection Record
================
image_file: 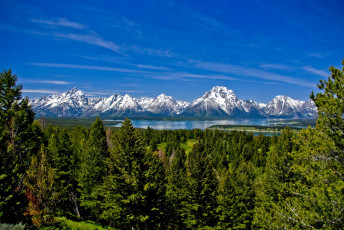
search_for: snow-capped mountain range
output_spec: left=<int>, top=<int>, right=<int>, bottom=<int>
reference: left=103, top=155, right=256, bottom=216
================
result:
left=30, top=86, right=317, bottom=118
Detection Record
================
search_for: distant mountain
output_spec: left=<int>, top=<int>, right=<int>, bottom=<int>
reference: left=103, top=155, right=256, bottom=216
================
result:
left=264, top=95, right=317, bottom=118
left=145, top=94, right=189, bottom=116
left=29, top=86, right=317, bottom=118
left=30, top=87, right=91, bottom=117
left=182, top=86, right=265, bottom=117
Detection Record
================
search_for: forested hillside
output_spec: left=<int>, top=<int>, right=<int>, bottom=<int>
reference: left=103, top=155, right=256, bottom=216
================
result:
left=1, top=60, right=343, bottom=229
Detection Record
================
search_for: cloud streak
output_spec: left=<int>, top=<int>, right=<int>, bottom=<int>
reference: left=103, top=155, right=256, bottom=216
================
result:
left=148, top=72, right=238, bottom=81
left=25, top=80, right=71, bottom=85
left=259, top=63, right=293, bottom=70
left=189, top=60, right=316, bottom=87
left=29, top=62, right=150, bottom=74
left=22, top=89, right=60, bottom=94
left=55, top=33, right=121, bottom=53
left=31, top=18, right=86, bottom=29
left=303, top=66, right=329, bottom=77
left=31, top=17, right=122, bottom=53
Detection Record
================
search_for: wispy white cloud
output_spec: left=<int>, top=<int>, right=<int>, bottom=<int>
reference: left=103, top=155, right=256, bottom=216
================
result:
left=55, top=74, right=72, bottom=78
left=303, top=66, right=328, bottom=77
left=78, top=55, right=171, bottom=71
left=85, top=89, right=143, bottom=97
left=31, top=17, right=86, bottom=29
left=29, top=62, right=150, bottom=74
left=25, top=80, right=71, bottom=85
left=22, top=89, right=59, bottom=94
left=136, top=64, right=171, bottom=71
left=54, top=33, right=121, bottom=53
left=85, top=91, right=114, bottom=97
left=31, top=17, right=122, bottom=53
left=259, top=63, right=293, bottom=70
left=130, top=46, right=174, bottom=58
left=307, top=53, right=324, bottom=58
left=148, top=72, right=238, bottom=81
left=189, top=60, right=315, bottom=87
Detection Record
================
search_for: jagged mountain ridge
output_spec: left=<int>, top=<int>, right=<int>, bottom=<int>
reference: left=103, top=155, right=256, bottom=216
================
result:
left=30, top=86, right=317, bottom=118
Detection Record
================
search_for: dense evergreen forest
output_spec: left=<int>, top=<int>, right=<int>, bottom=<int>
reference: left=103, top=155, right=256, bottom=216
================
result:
left=1, top=60, right=344, bottom=229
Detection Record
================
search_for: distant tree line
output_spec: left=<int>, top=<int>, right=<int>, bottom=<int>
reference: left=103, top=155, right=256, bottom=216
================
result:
left=0, top=60, right=344, bottom=229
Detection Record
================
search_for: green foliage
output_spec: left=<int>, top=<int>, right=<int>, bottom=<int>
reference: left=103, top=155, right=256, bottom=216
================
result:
left=24, top=145, right=56, bottom=227
left=166, top=147, right=188, bottom=228
left=311, top=59, right=344, bottom=152
left=55, top=217, right=114, bottom=230
left=218, top=161, right=256, bottom=229
left=287, top=128, right=344, bottom=228
left=0, top=69, right=43, bottom=224
left=79, top=117, right=108, bottom=219
left=46, top=126, right=82, bottom=218
left=253, top=128, right=295, bottom=228
left=182, top=141, right=219, bottom=229
left=101, top=119, right=167, bottom=229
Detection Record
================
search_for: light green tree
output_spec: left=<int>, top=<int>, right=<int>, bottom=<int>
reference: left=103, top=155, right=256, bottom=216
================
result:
left=24, top=145, right=56, bottom=227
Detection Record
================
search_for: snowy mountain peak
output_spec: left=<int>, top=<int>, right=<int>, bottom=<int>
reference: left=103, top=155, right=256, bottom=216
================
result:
left=274, top=95, right=292, bottom=101
left=211, top=85, right=229, bottom=92
left=210, top=86, right=235, bottom=95
left=157, top=93, right=171, bottom=99
left=265, top=95, right=316, bottom=118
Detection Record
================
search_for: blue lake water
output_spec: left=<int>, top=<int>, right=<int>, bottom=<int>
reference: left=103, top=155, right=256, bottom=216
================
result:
left=111, top=119, right=312, bottom=130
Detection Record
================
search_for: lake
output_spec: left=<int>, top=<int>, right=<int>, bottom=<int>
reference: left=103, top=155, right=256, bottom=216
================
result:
left=112, top=119, right=314, bottom=130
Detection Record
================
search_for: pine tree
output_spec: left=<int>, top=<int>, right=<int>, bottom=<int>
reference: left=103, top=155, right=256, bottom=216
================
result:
left=253, top=127, right=295, bottom=228
left=0, top=69, right=43, bottom=224
left=218, top=161, right=256, bottom=229
left=46, top=127, right=81, bottom=218
left=101, top=119, right=167, bottom=229
left=286, top=128, right=343, bottom=228
left=100, top=118, right=148, bottom=228
left=166, top=147, right=188, bottom=229
left=182, top=141, right=219, bottom=229
left=311, top=59, right=344, bottom=158
left=78, top=117, right=108, bottom=219
left=281, top=60, right=344, bottom=228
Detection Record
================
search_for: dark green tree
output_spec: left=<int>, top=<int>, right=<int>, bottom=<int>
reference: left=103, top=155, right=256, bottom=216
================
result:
left=78, top=117, right=108, bottom=219
left=182, top=141, right=219, bottom=229
left=311, top=59, right=344, bottom=158
left=217, top=161, right=256, bottom=229
left=166, top=147, right=188, bottom=229
left=0, top=69, right=43, bottom=224
left=46, top=127, right=81, bottom=218
left=280, top=60, right=344, bottom=228
left=253, top=128, right=295, bottom=228
left=101, top=119, right=167, bottom=229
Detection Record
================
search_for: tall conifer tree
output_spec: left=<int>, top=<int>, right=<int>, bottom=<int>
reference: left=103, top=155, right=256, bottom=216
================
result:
left=78, top=117, right=108, bottom=219
left=0, top=69, right=43, bottom=224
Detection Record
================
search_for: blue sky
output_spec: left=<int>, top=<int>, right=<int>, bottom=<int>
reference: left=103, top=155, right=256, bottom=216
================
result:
left=0, top=0, right=343, bottom=103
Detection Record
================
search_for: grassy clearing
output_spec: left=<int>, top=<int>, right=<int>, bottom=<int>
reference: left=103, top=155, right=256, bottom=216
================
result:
left=157, top=139, right=197, bottom=155
left=180, top=139, right=197, bottom=154
left=52, top=217, right=114, bottom=230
